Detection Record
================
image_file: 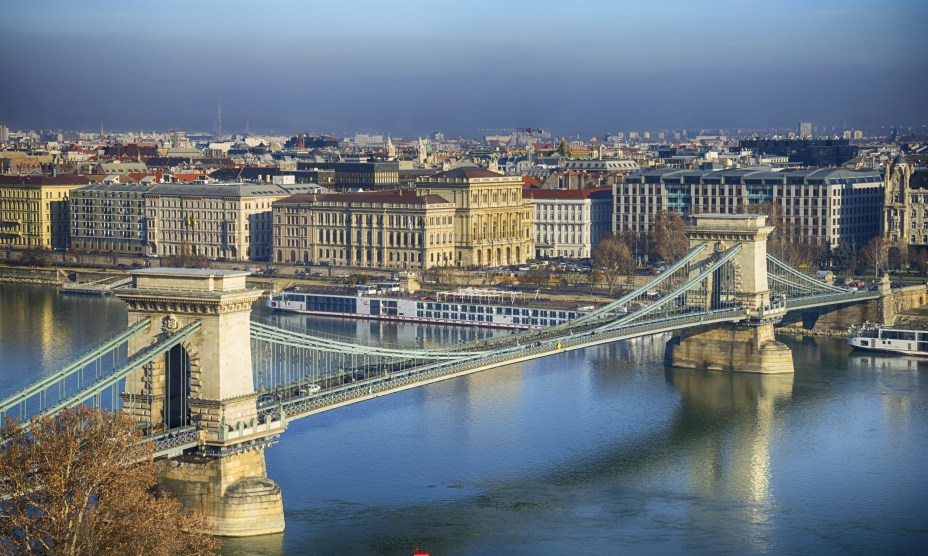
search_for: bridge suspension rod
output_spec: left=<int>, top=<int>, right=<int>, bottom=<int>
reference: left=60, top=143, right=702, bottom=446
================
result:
left=595, top=244, right=743, bottom=332
left=250, top=322, right=484, bottom=360
left=570, top=242, right=708, bottom=326
left=465, top=242, right=710, bottom=353
left=15, top=321, right=202, bottom=430
left=0, top=318, right=151, bottom=416
left=766, top=254, right=848, bottom=293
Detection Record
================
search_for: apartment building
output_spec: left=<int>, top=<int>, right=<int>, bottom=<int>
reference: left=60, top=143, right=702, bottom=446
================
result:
left=146, top=183, right=313, bottom=260
left=615, top=167, right=884, bottom=248
left=272, top=190, right=456, bottom=269
left=70, top=183, right=148, bottom=255
left=70, top=182, right=313, bottom=260
left=523, top=188, right=612, bottom=259
left=0, top=175, right=91, bottom=250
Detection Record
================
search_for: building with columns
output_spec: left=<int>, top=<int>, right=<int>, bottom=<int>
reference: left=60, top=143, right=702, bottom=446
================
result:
left=523, top=187, right=612, bottom=259
left=272, top=190, right=456, bottom=269
left=416, top=167, right=534, bottom=267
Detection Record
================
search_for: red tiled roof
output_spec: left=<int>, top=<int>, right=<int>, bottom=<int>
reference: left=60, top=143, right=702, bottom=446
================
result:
left=521, top=176, right=542, bottom=188
left=126, top=171, right=163, bottom=183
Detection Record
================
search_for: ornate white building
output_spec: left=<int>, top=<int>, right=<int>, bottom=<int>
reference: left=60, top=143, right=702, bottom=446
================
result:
left=523, top=188, right=612, bottom=259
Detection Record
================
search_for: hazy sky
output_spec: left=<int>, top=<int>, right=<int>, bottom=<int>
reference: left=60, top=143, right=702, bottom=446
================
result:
left=2, top=0, right=926, bottom=137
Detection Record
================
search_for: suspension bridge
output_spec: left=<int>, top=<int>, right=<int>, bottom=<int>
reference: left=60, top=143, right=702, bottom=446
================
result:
left=0, top=214, right=884, bottom=536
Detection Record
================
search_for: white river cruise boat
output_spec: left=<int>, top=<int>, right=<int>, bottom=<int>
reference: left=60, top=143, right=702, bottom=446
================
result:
left=847, top=322, right=928, bottom=356
left=266, top=286, right=589, bottom=330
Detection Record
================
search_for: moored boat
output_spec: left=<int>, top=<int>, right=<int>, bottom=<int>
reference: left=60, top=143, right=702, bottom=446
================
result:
left=847, top=322, right=928, bottom=356
left=266, top=286, right=588, bottom=330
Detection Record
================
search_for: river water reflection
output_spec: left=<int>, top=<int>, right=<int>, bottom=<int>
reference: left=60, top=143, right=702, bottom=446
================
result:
left=1, top=284, right=926, bottom=555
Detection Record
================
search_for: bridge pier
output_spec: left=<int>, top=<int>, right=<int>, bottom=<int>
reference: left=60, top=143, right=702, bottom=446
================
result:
left=665, top=322, right=794, bottom=374
left=666, top=214, right=794, bottom=374
left=116, top=269, right=285, bottom=537
left=156, top=450, right=284, bottom=537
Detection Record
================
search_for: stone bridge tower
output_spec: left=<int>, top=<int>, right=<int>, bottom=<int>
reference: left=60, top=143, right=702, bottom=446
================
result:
left=116, top=268, right=285, bottom=536
left=665, top=214, right=794, bottom=374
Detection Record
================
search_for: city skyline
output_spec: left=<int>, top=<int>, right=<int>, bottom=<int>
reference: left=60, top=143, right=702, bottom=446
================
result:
left=2, top=0, right=927, bottom=136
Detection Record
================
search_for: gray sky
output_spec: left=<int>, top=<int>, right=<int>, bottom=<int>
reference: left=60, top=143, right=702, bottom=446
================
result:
left=2, top=0, right=926, bottom=137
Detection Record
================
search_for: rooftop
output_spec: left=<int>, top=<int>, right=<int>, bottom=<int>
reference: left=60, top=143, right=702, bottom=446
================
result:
left=0, top=175, right=92, bottom=187
left=131, top=268, right=249, bottom=277
left=276, top=190, right=453, bottom=206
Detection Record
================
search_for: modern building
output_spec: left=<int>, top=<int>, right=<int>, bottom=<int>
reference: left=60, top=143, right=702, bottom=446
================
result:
left=0, top=175, right=91, bottom=250
left=614, top=167, right=884, bottom=249
left=416, top=167, right=535, bottom=267
left=739, top=138, right=858, bottom=167
left=798, top=122, right=813, bottom=139
left=523, top=188, right=612, bottom=259
left=272, top=190, right=456, bottom=269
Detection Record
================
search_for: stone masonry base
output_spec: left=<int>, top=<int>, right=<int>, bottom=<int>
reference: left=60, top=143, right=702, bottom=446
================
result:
left=665, top=322, right=794, bottom=374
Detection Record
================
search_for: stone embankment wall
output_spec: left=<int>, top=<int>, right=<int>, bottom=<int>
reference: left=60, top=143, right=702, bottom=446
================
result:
left=884, top=284, right=928, bottom=322
left=0, top=265, right=128, bottom=287
left=0, top=266, right=68, bottom=286
left=777, top=284, right=928, bottom=337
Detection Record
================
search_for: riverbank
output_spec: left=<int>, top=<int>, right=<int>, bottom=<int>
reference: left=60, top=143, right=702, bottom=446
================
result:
left=776, top=325, right=848, bottom=338
left=0, top=266, right=68, bottom=286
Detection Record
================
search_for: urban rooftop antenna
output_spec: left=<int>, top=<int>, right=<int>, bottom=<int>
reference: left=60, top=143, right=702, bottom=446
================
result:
left=217, top=101, right=223, bottom=140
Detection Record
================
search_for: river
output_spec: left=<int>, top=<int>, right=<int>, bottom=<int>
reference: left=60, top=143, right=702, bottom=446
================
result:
left=1, top=282, right=926, bottom=555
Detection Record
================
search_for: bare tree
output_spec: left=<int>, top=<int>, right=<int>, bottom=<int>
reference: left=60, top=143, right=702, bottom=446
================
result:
left=592, top=235, right=634, bottom=295
left=520, top=265, right=552, bottom=289
left=618, top=230, right=649, bottom=266
left=745, top=201, right=825, bottom=270
left=652, top=210, right=688, bottom=264
left=0, top=406, right=219, bottom=556
left=887, top=241, right=907, bottom=271
left=860, top=236, right=888, bottom=278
